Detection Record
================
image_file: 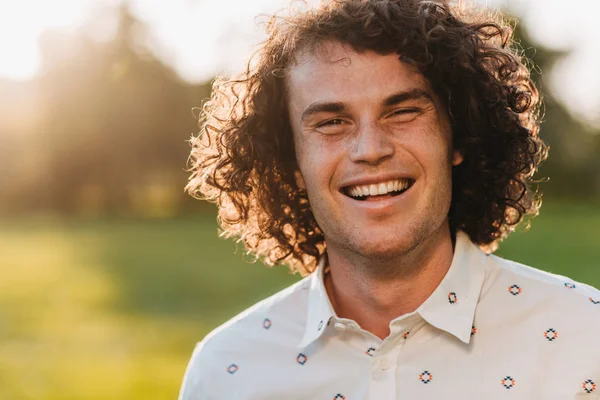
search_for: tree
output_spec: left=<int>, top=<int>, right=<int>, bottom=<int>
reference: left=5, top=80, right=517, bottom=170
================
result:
left=33, top=5, right=211, bottom=215
left=514, top=24, right=600, bottom=198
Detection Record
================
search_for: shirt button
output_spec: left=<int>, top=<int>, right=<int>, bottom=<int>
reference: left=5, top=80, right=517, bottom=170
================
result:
left=380, top=358, right=390, bottom=370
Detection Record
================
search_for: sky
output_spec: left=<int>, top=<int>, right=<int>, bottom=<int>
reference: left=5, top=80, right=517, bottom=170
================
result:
left=0, top=0, right=598, bottom=124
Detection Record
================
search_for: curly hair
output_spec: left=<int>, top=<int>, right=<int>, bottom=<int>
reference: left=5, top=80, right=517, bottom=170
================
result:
left=186, top=0, right=548, bottom=275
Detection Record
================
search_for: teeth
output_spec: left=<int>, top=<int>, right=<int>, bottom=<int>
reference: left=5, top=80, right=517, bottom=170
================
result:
left=369, top=184, right=377, bottom=196
left=346, top=178, right=411, bottom=198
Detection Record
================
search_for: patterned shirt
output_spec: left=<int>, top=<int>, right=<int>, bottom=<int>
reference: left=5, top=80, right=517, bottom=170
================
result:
left=179, top=232, right=600, bottom=399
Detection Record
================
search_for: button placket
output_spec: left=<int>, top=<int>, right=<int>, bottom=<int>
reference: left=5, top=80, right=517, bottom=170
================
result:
left=379, top=357, right=390, bottom=370
left=369, top=349, right=398, bottom=398
left=368, top=327, right=412, bottom=398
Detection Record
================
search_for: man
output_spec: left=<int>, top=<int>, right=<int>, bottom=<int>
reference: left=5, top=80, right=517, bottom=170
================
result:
left=180, top=0, right=600, bottom=398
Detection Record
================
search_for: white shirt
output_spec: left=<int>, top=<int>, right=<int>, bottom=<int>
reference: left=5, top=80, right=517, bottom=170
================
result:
left=179, top=232, right=600, bottom=399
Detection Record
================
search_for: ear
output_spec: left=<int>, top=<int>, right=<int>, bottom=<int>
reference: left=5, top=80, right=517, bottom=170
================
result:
left=452, top=149, right=464, bottom=166
left=295, top=170, right=306, bottom=190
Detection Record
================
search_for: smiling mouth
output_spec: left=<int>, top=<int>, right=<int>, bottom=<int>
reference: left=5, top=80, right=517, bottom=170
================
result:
left=342, top=178, right=415, bottom=201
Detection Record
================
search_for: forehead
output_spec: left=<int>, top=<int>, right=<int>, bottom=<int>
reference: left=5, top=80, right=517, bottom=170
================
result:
left=286, top=41, right=430, bottom=106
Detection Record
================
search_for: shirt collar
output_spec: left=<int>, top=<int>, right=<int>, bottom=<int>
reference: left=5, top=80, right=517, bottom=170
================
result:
left=414, top=231, right=487, bottom=344
left=298, top=255, right=335, bottom=349
left=298, top=231, right=488, bottom=348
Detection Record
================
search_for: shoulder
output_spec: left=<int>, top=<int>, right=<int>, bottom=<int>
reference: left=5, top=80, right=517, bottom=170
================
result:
left=482, top=253, right=600, bottom=327
left=477, top=254, right=600, bottom=379
left=198, top=273, right=312, bottom=353
left=487, top=253, right=599, bottom=299
left=178, top=275, right=311, bottom=399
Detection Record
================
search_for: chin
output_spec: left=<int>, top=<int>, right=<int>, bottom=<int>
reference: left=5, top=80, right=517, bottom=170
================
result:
left=350, top=234, right=416, bottom=260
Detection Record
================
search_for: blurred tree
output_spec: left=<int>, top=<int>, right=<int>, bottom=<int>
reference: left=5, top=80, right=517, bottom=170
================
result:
left=31, top=5, right=211, bottom=216
left=0, top=79, right=43, bottom=214
left=513, top=24, right=600, bottom=198
left=1, top=8, right=599, bottom=218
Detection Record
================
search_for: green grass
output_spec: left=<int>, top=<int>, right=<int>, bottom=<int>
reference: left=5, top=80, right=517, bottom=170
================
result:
left=0, top=200, right=598, bottom=399
left=496, top=201, right=600, bottom=287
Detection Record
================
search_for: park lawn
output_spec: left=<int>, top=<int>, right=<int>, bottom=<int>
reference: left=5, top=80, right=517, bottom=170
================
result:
left=0, top=200, right=598, bottom=399
left=496, top=201, right=600, bottom=287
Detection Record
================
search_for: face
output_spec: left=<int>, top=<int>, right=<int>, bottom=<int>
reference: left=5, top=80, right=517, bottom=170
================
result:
left=287, top=42, right=463, bottom=263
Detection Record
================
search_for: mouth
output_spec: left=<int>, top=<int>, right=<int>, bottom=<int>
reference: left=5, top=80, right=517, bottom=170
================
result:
left=341, top=178, right=415, bottom=201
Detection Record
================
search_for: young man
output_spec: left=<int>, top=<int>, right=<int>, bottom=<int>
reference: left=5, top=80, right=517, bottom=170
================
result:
left=180, top=0, right=600, bottom=398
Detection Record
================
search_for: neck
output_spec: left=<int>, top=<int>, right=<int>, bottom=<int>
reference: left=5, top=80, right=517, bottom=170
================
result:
left=324, top=223, right=455, bottom=340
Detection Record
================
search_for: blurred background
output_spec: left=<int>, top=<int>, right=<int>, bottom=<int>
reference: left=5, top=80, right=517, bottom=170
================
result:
left=0, top=0, right=598, bottom=399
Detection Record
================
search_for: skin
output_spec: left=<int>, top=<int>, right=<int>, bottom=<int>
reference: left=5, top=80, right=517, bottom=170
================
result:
left=287, top=41, right=463, bottom=339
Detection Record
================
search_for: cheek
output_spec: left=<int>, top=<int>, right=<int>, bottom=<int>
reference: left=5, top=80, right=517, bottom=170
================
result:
left=296, top=137, right=339, bottom=183
left=414, top=124, right=454, bottom=165
left=295, top=142, right=324, bottom=193
left=293, top=134, right=311, bottom=178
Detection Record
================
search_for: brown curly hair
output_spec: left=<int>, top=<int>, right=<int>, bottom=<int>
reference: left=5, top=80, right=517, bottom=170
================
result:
left=186, top=0, right=548, bottom=275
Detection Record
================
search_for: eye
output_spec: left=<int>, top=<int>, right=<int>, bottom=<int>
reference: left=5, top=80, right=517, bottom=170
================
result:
left=317, top=118, right=346, bottom=127
left=314, top=118, right=351, bottom=134
left=390, top=108, right=419, bottom=117
left=386, top=108, right=420, bottom=123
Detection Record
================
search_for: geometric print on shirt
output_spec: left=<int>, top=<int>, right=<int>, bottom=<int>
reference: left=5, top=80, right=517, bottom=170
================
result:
left=501, top=376, right=516, bottom=389
left=583, top=379, right=596, bottom=393
left=219, top=300, right=597, bottom=395
left=508, top=284, right=522, bottom=295
left=419, top=371, right=433, bottom=384
left=544, top=328, right=558, bottom=342
left=178, top=232, right=600, bottom=400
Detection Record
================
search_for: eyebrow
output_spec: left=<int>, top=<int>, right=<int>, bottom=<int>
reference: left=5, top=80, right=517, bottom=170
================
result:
left=300, top=88, right=434, bottom=122
left=301, top=102, right=347, bottom=122
left=383, top=88, right=434, bottom=107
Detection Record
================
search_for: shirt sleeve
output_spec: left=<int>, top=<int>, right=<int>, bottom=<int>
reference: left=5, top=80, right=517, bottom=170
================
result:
left=178, top=339, right=215, bottom=400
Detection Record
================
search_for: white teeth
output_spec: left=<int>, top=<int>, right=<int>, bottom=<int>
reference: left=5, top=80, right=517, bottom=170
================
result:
left=346, top=178, right=411, bottom=198
left=369, top=184, right=378, bottom=196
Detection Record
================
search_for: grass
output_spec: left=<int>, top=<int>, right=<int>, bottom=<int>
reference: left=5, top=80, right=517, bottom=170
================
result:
left=0, top=200, right=598, bottom=399
left=496, top=201, right=600, bottom=286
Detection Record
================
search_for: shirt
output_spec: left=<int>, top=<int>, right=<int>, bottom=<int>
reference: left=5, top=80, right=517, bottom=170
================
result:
left=179, top=231, right=600, bottom=399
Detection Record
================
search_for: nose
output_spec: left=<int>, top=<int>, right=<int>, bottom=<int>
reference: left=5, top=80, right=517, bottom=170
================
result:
left=349, top=122, right=394, bottom=165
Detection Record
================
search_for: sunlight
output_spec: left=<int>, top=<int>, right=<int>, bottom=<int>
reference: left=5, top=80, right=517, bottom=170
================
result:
left=0, top=0, right=92, bottom=80
left=0, top=0, right=598, bottom=124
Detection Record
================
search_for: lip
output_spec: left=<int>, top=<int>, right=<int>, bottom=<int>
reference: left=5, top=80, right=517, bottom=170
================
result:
left=338, top=178, right=417, bottom=211
left=338, top=173, right=415, bottom=192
